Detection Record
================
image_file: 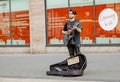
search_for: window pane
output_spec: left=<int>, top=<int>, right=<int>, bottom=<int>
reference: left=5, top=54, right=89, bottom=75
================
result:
left=47, top=0, right=68, bottom=9
left=70, top=0, right=94, bottom=44
left=11, top=0, right=30, bottom=45
left=70, top=0, right=93, bottom=7
left=0, top=0, right=10, bottom=45
left=96, top=0, right=120, bottom=44
left=46, top=0, right=68, bottom=45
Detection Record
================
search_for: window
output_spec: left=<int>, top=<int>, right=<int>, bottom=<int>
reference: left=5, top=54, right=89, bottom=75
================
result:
left=45, top=0, right=120, bottom=46
left=95, top=0, right=120, bottom=44
left=46, top=0, right=68, bottom=45
left=11, top=0, right=30, bottom=45
left=0, top=0, right=10, bottom=45
left=0, top=0, right=30, bottom=46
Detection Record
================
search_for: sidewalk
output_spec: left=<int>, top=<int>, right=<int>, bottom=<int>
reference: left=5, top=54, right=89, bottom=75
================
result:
left=0, top=53, right=120, bottom=82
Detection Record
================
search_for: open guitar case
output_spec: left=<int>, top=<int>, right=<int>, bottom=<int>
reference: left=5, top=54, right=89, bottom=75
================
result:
left=46, top=53, right=87, bottom=77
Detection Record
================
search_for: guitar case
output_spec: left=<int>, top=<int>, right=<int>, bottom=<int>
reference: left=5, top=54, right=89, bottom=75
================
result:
left=46, top=54, right=87, bottom=77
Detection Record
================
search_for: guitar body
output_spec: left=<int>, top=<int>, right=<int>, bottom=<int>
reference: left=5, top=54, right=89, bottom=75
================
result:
left=63, top=35, right=71, bottom=46
left=63, top=29, right=75, bottom=46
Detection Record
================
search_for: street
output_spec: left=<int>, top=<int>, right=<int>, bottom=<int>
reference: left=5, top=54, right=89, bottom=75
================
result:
left=0, top=53, right=120, bottom=82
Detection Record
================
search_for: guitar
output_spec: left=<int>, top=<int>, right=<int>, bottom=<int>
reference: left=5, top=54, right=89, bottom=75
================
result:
left=63, top=28, right=75, bottom=46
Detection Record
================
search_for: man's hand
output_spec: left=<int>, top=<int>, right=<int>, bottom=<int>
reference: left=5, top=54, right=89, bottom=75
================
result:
left=73, top=25, right=77, bottom=30
left=73, top=25, right=82, bottom=33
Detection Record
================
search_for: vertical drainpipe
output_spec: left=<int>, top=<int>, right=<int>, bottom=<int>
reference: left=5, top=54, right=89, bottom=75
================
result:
left=93, top=0, right=96, bottom=44
left=68, top=0, right=70, bottom=13
left=9, top=0, right=12, bottom=45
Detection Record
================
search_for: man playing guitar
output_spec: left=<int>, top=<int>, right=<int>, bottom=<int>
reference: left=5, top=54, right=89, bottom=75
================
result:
left=62, top=9, right=82, bottom=57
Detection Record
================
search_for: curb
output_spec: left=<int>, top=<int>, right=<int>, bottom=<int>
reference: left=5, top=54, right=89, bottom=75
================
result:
left=0, top=78, right=106, bottom=82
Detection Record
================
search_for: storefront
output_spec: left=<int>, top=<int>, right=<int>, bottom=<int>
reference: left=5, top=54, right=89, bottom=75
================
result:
left=0, top=0, right=120, bottom=53
left=46, top=0, right=120, bottom=46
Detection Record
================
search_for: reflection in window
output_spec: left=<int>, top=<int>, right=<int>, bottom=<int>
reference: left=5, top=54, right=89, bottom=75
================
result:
left=0, top=0, right=10, bottom=45
left=11, top=0, right=30, bottom=45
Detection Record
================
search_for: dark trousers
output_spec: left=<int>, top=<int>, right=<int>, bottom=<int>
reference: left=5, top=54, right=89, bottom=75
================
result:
left=67, top=44, right=81, bottom=57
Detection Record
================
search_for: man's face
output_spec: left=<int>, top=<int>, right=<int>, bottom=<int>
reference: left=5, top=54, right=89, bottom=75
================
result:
left=69, top=11, right=75, bottom=19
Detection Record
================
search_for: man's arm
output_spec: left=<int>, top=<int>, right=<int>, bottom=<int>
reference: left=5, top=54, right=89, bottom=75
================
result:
left=62, top=31, right=69, bottom=35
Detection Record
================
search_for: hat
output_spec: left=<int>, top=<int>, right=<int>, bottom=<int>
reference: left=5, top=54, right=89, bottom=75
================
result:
left=69, top=9, right=77, bottom=15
